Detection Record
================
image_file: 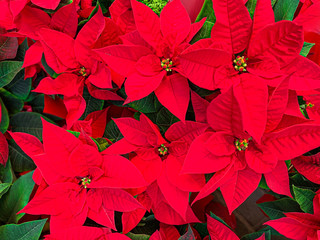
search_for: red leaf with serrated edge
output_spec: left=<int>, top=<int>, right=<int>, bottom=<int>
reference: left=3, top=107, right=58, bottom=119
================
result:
left=51, top=3, right=78, bottom=38
left=160, top=0, right=191, bottom=46
left=75, top=8, right=105, bottom=65
left=264, top=161, right=292, bottom=197
left=220, top=167, right=261, bottom=213
left=31, top=0, right=60, bottom=10
left=248, top=21, right=303, bottom=68
left=292, top=154, right=320, bottom=184
left=211, top=0, right=252, bottom=54
left=250, top=0, right=274, bottom=43
left=131, top=0, right=162, bottom=49
left=155, top=74, right=190, bottom=122
left=0, top=132, right=8, bottom=166
left=207, top=214, right=239, bottom=240
left=179, top=48, right=231, bottom=90
left=265, top=76, right=290, bottom=133
left=207, top=86, right=244, bottom=136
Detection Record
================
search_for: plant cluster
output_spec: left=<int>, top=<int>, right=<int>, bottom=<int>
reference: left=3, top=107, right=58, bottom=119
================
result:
left=1, top=0, right=320, bottom=239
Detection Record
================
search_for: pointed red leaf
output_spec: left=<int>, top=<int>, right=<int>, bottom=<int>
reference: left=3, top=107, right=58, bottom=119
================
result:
left=131, top=0, right=162, bottom=49
left=160, top=0, right=191, bottom=45
left=88, top=62, right=113, bottom=89
left=211, top=0, right=252, bottom=54
left=100, top=188, right=143, bottom=212
left=233, top=74, right=268, bottom=143
left=190, top=91, right=209, bottom=123
left=8, top=132, right=43, bottom=158
left=122, top=208, right=146, bottom=234
left=0, top=132, right=8, bottom=166
left=264, top=124, right=320, bottom=161
left=39, top=28, right=78, bottom=70
left=155, top=74, right=190, bottom=122
left=265, top=75, right=290, bottom=132
left=220, top=167, right=261, bottom=213
left=22, top=41, right=43, bottom=68
left=264, top=161, right=292, bottom=197
left=250, top=0, right=275, bottom=42
left=207, top=214, right=239, bottom=240
left=265, top=217, right=312, bottom=240
left=292, top=154, right=320, bottom=184
left=248, top=21, right=303, bottom=68
left=84, top=108, right=109, bottom=138
left=87, top=205, right=116, bottom=230
left=51, top=3, right=78, bottom=38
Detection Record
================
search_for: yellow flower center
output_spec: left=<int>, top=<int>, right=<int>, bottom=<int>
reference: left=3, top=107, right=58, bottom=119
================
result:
left=235, top=138, right=250, bottom=151
left=233, top=56, right=248, bottom=72
left=158, top=144, right=168, bottom=156
left=161, top=58, right=173, bottom=72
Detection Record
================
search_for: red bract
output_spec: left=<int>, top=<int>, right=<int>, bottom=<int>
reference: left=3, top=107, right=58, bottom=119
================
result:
left=9, top=119, right=147, bottom=232
left=266, top=193, right=320, bottom=240
left=292, top=153, right=320, bottom=184
left=104, top=114, right=208, bottom=223
left=33, top=8, right=123, bottom=128
left=0, top=132, right=8, bottom=166
left=96, top=0, right=205, bottom=121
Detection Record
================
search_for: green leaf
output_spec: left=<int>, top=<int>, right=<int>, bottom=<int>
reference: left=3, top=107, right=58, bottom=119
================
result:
left=5, top=70, right=32, bottom=100
left=293, top=185, right=316, bottom=214
left=125, top=232, right=150, bottom=240
left=10, top=112, right=55, bottom=141
left=41, top=54, right=59, bottom=78
left=80, top=87, right=104, bottom=120
left=0, top=98, right=9, bottom=133
left=8, top=140, right=36, bottom=173
left=0, top=171, right=35, bottom=223
left=104, top=120, right=123, bottom=142
left=0, top=183, right=11, bottom=199
left=179, top=225, right=196, bottom=240
left=0, top=61, right=23, bottom=88
left=0, top=88, right=24, bottom=115
left=15, top=38, right=28, bottom=62
left=128, top=93, right=161, bottom=114
left=290, top=173, right=320, bottom=192
left=193, top=223, right=209, bottom=238
left=96, top=0, right=114, bottom=14
left=0, top=219, right=47, bottom=240
left=190, top=20, right=214, bottom=44
left=155, top=107, right=179, bottom=133
left=300, top=42, right=315, bottom=57
left=273, top=0, right=299, bottom=21
left=241, top=230, right=271, bottom=240
left=258, top=198, right=301, bottom=220
left=195, top=0, right=215, bottom=23
left=0, top=159, right=13, bottom=184
left=28, top=94, right=44, bottom=114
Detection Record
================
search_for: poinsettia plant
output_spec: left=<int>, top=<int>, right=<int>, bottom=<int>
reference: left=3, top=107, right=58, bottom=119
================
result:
left=1, top=0, right=320, bottom=239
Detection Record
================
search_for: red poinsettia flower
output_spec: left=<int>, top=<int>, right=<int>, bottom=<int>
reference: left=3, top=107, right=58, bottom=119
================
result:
left=104, top=114, right=207, bottom=223
left=292, top=152, right=320, bottom=184
left=33, top=8, right=123, bottom=128
left=9, top=119, right=147, bottom=232
left=266, top=192, right=320, bottom=240
left=182, top=76, right=320, bottom=213
left=96, top=0, right=205, bottom=121
left=179, top=0, right=320, bottom=93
